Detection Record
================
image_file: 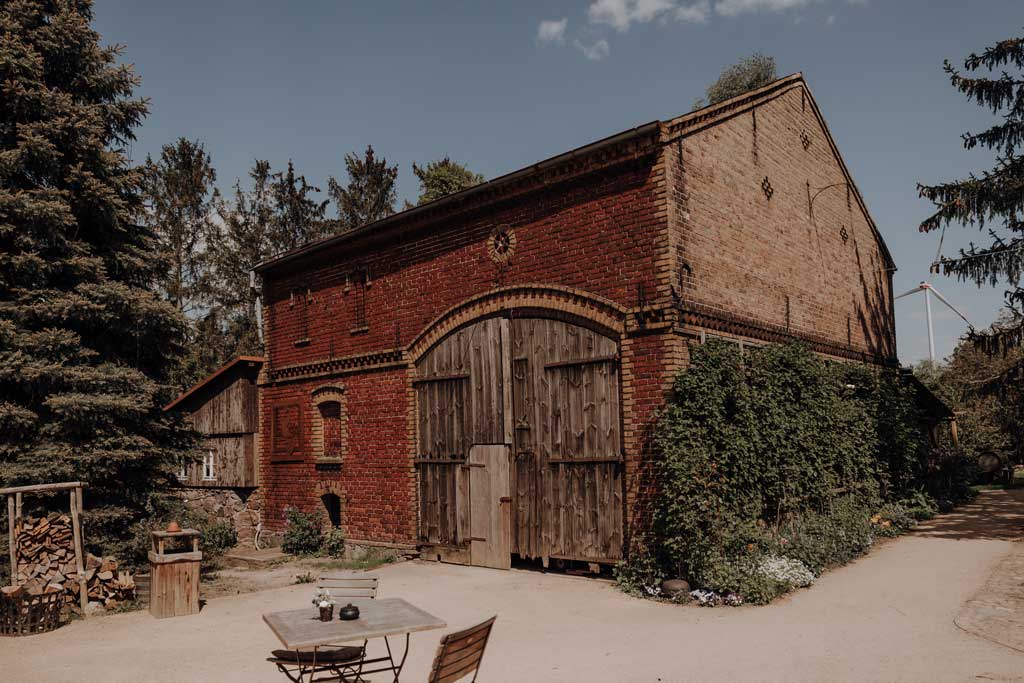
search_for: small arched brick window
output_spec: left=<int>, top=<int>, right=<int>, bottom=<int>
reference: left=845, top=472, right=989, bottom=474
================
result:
left=311, top=385, right=347, bottom=464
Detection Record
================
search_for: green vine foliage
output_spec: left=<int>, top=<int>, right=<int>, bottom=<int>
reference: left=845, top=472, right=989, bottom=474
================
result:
left=648, top=341, right=934, bottom=597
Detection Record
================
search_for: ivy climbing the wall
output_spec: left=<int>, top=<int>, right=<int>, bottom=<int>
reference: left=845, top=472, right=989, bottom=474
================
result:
left=619, top=341, right=975, bottom=604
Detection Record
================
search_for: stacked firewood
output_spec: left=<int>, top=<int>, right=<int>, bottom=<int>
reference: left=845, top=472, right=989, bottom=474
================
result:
left=12, top=513, right=135, bottom=612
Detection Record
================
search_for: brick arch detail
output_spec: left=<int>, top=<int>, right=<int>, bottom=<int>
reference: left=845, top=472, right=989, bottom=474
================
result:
left=314, top=480, right=344, bottom=498
left=310, top=384, right=347, bottom=463
left=407, top=284, right=627, bottom=362
left=314, top=480, right=345, bottom=530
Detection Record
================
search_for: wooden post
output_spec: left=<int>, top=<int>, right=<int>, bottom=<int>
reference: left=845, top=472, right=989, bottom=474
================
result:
left=6, top=495, right=15, bottom=584
left=69, top=487, right=88, bottom=615
left=950, top=419, right=960, bottom=450
left=14, top=492, right=22, bottom=519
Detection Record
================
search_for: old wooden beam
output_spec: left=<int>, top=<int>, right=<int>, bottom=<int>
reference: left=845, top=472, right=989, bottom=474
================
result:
left=7, top=495, right=16, bottom=583
left=0, top=481, right=84, bottom=496
left=69, top=487, right=88, bottom=615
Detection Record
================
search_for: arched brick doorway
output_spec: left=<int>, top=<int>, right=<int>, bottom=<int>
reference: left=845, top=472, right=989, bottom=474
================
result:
left=414, top=313, right=623, bottom=569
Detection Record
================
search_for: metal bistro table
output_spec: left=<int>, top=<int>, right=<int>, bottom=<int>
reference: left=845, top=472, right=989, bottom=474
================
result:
left=263, top=598, right=446, bottom=682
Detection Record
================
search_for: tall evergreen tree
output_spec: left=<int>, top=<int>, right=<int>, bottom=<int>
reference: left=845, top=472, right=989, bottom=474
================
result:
left=272, top=160, right=328, bottom=251
left=327, top=145, right=398, bottom=231
left=0, top=1, right=195, bottom=555
left=919, top=35, right=1024, bottom=363
left=141, top=138, right=216, bottom=316
left=412, top=157, right=485, bottom=205
left=208, top=160, right=278, bottom=363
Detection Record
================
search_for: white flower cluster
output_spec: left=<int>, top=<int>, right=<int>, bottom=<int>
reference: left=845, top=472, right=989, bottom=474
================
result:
left=757, top=555, right=815, bottom=587
left=689, top=589, right=743, bottom=607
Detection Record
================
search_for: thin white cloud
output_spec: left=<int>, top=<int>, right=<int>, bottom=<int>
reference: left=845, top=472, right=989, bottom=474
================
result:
left=587, top=0, right=676, bottom=32
left=537, top=18, right=569, bottom=45
left=676, top=0, right=711, bottom=23
left=574, top=37, right=611, bottom=60
left=715, top=0, right=817, bottom=17
left=536, top=0, right=843, bottom=61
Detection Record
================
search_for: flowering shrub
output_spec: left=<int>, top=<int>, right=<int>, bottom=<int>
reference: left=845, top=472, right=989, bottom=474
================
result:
left=758, top=555, right=815, bottom=588
left=690, top=589, right=744, bottom=607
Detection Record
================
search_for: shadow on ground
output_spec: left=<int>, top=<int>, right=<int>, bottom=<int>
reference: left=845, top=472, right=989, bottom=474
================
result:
left=914, top=489, right=1024, bottom=542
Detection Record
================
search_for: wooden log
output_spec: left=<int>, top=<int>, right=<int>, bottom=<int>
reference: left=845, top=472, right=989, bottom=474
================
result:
left=0, top=481, right=84, bottom=496
left=69, top=487, right=88, bottom=615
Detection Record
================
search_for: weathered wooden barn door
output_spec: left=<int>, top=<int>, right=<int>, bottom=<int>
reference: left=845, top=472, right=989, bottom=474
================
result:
left=469, top=445, right=511, bottom=569
left=510, top=319, right=623, bottom=565
left=415, top=318, right=511, bottom=566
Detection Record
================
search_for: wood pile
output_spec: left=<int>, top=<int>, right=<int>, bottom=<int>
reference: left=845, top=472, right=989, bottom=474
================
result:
left=13, top=513, right=135, bottom=612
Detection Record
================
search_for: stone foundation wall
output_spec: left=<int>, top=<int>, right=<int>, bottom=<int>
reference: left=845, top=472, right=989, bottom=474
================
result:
left=178, top=488, right=261, bottom=548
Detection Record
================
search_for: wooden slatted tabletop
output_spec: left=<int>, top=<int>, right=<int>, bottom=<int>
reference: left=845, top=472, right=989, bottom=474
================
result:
left=263, top=598, right=446, bottom=650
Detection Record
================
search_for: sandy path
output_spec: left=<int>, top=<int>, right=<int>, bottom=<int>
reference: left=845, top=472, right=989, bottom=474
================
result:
left=2, top=490, right=1023, bottom=682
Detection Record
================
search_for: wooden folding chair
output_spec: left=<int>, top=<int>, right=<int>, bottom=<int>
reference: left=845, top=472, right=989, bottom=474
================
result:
left=318, top=574, right=379, bottom=601
left=267, top=575, right=380, bottom=682
left=427, top=616, right=497, bottom=683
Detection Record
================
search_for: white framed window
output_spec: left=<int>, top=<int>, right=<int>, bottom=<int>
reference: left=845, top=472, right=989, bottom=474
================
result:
left=178, top=463, right=187, bottom=481
left=202, top=450, right=216, bottom=481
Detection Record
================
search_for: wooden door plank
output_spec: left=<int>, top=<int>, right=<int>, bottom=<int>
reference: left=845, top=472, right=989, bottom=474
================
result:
left=469, top=445, right=510, bottom=569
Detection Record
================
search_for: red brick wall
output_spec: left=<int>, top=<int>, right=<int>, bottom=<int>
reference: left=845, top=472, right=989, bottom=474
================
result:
left=260, top=369, right=415, bottom=542
left=265, top=160, right=663, bottom=368
left=256, top=83, right=898, bottom=549
left=667, top=85, right=896, bottom=361
left=258, top=158, right=666, bottom=541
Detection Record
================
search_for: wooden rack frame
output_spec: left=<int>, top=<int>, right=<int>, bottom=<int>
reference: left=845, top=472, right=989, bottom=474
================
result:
left=1, top=482, right=89, bottom=615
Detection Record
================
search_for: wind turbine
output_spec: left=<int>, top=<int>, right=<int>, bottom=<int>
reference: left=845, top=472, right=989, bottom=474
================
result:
left=894, top=280, right=974, bottom=363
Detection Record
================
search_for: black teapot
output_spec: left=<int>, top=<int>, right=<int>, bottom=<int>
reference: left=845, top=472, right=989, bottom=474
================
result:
left=338, top=603, right=360, bottom=621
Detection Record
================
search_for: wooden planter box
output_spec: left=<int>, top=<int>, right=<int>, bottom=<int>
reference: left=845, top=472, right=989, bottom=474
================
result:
left=0, top=588, right=63, bottom=637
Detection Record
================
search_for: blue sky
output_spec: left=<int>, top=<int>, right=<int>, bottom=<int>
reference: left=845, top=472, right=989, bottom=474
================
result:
left=93, top=0, right=1022, bottom=365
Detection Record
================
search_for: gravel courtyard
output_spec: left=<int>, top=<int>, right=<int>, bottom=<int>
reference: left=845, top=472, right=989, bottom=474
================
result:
left=2, top=490, right=1023, bottom=682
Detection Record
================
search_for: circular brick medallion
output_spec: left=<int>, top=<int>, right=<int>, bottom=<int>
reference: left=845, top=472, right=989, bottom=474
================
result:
left=487, top=226, right=517, bottom=265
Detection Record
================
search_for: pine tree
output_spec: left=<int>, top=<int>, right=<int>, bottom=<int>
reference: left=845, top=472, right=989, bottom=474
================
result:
left=328, top=145, right=398, bottom=231
left=412, top=157, right=485, bottom=205
left=141, top=138, right=217, bottom=316
left=272, top=160, right=328, bottom=251
left=0, top=1, right=195, bottom=557
left=919, top=35, right=1024, bottom=361
left=208, top=160, right=278, bottom=362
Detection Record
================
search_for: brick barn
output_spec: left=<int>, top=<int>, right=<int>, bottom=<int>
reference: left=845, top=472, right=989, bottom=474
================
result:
left=253, top=74, right=897, bottom=570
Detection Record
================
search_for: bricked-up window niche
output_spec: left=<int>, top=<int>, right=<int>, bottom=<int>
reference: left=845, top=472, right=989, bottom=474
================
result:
left=346, top=269, right=370, bottom=334
left=311, top=385, right=347, bottom=464
left=270, top=401, right=303, bottom=462
left=291, top=288, right=310, bottom=346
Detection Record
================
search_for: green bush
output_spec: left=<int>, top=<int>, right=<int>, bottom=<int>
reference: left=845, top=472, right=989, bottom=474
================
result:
left=192, top=517, right=238, bottom=559
left=896, top=489, right=938, bottom=521
left=321, top=528, right=347, bottom=558
left=625, top=341, right=943, bottom=605
left=923, top=451, right=978, bottom=510
left=771, top=497, right=874, bottom=574
left=122, top=506, right=237, bottom=571
left=282, top=508, right=323, bottom=556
